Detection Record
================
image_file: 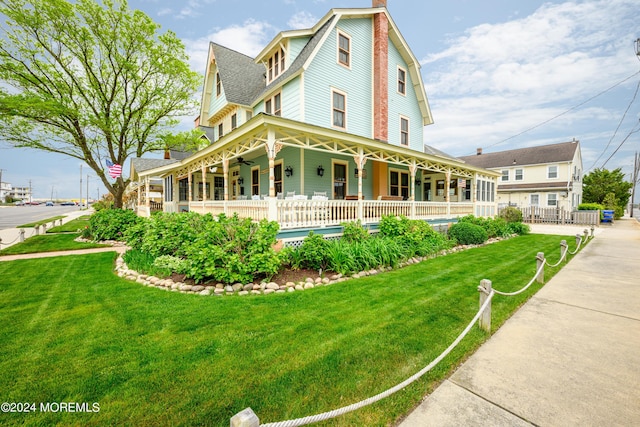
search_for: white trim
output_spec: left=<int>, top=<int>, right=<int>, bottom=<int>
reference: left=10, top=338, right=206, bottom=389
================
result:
left=501, top=169, right=509, bottom=182
left=331, top=159, right=349, bottom=200
left=397, top=65, right=407, bottom=95
left=399, top=115, right=410, bottom=146
left=547, top=192, right=558, bottom=207
left=514, top=167, right=524, bottom=181
left=547, top=164, right=559, bottom=179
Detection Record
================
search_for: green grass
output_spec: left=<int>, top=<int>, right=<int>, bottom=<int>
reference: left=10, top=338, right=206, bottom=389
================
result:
left=0, top=233, right=106, bottom=255
left=0, top=235, right=581, bottom=426
left=46, top=216, right=91, bottom=233
left=17, top=215, right=66, bottom=228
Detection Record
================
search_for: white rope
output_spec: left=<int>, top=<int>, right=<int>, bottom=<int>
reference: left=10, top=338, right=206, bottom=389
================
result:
left=492, top=260, right=545, bottom=296
left=544, top=245, right=568, bottom=268
left=0, top=234, right=22, bottom=247
left=568, top=236, right=583, bottom=255
left=260, top=291, right=496, bottom=427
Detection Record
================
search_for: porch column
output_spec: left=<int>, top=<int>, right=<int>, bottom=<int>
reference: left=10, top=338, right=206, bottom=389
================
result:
left=445, top=170, right=451, bottom=216
left=172, top=174, right=178, bottom=208
left=222, top=158, right=229, bottom=201
left=472, top=172, right=478, bottom=216
left=409, top=163, right=417, bottom=219
left=137, top=180, right=142, bottom=207
left=264, top=130, right=282, bottom=222
left=354, top=150, right=367, bottom=222
left=201, top=163, right=207, bottom=203
left=145, top=176, right=150, bottom=211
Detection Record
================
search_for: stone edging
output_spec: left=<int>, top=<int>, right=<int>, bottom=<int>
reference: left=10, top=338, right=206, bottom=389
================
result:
left=114, top=237, right=507, bottom=297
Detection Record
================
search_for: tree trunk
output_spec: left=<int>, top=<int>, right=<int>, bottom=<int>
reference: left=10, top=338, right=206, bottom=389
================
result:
left=113, top=182, right=125, bottom=209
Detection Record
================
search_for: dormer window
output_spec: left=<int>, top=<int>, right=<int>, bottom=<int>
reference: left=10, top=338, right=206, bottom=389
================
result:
left=267, top=47, right=286, bottom=84
left=265, top=93, right=281, bottom=116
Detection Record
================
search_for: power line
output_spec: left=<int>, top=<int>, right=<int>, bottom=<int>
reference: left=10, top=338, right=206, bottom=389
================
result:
left=587, top=76, right=640, bottom=171
left=474, top=70, right=640, bottom=155
left=600, top=119, right=640, bottom=169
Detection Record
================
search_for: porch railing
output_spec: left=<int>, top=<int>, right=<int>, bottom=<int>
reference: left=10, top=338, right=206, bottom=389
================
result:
left=171, top=199, right=476, bottom=229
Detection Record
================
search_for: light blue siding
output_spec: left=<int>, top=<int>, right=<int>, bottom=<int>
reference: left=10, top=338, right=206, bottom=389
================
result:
left=387, top=42, right=423, bottom=151
left=289, top=37, right=310, bottom=63
left=304, top=18, right=373, bottom=138
left=282, top=76, right=301, bottom=121
left=209, top=66, right=228, bottom=117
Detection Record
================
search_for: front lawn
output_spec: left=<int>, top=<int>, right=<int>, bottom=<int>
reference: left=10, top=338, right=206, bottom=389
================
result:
left=46, top=216, right=91, bottom=233
left=0, top=233, right=106, bottom=255
left=0, top=234, right=577, bottom=426
left=17, top=215, right=66, bottom=228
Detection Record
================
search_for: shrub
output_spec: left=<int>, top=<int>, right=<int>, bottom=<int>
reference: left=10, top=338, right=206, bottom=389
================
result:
left=506, top=222, right=530, bottom=235
left=92, top=200, right=114, bottom=211
left=140, top=212, right=215, bottom=258
left=577, top=203, right=604, bottom=211
left=458, top=215, right=509, bottom=238
left=498, top=206, right=523, bottom=223
left=88, top=208, right=141, bottom=241
left=448, top=221, right=488, bottom=245
left=122, top=249, right=172, bottom=278
left=379, top=215, right=408, bottom=238
left=297, top=231, right=330, bottom=270
left=153, top=255, right=188, bottom=275
left=183, top=214, right=282, bottom=284
left=341, top=220, right=369, bottom=243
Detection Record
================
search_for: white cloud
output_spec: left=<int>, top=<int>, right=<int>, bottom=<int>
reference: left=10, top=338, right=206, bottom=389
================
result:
left=422, top=0, right=640, bottom=159
left=287, top=11, right=317, bottom=30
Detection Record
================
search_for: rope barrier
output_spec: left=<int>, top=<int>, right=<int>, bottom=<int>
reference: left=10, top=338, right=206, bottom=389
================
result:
left=568, top=236, right=583, bottom=255
left=492, top=261, right=546, bottom=297
left=258, top=291, right=496, bottom=427
left=544, top=244, right=568, bottom=268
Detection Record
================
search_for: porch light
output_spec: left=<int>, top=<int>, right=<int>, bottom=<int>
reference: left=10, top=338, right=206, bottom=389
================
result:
left=285, top=166, right=293, bottom=177
left=238, top=177, right=244, bottom=185
left=317, top=165, right=324, bottom=177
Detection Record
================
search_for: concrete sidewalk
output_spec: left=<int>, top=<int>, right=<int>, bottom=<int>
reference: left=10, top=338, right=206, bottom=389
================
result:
left=399, top=218, right=640, bottom=426
left=0, top=209, right=90, bottom=250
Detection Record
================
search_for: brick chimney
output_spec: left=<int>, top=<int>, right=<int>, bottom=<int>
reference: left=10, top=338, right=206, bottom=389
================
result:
left=373, top=9, right=388, bottom=142
left=476, top=148, right=482, bottom=155
left=373, top=0, right=387, bottom=7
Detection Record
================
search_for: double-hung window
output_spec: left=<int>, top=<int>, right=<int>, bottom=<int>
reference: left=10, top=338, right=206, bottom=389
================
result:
left=397, top=67, right=406, bottom=95
left=548, top=165, right=558, bottom=179
left=400, top=116, right=409, bottom=145
left=501, top=170, right=509, bottom=181
left=265, top=93, right=281, bottom=116
left=332, top=90, right=346, bottom=129
left=338, top=32, right=350, bottom=67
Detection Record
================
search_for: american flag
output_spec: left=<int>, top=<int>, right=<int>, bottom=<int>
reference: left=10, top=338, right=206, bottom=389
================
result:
left=106, top=159, right=122, bottom=179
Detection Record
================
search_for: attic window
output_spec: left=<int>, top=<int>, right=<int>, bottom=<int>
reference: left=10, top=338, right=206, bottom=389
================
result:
left=338, top=32, right=350, bottom=67
left=267, top=47, right=286, bottom=83
left=216, top=72, right=221, bottom=96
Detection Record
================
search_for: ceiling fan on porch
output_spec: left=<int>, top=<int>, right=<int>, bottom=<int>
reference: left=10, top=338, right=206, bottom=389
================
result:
left=234, top=156, right=254, bottom=166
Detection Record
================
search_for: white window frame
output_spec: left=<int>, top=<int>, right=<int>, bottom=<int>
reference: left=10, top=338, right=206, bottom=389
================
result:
left=331, top=88, right=347, bottom=129
left=216, top=72, right=221, bottom=97
left=501, top=170, right=509, bottom=182
left=515, top=168, right=523, bottom=181
left=530, top=194, right=539, bottom=206
left=337, top=30, right=351, bottom=68
left=267, top=47, right=286, bottom=84
left=548, top=165, right=558, bottom=179
left=397, top=66, right=407, bottom=95
left=251, top=166, right=260, bottom=196
left=231, top=113, right=237, bottom=130
left=547, top=193, right=557, bottom=207
left=400, top=115, right=409, bottom=146
left=265, top=92, right=282, bottom=116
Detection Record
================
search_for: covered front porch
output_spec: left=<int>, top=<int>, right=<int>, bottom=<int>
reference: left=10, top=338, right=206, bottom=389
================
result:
left=134, top=114, right=499, bottom=229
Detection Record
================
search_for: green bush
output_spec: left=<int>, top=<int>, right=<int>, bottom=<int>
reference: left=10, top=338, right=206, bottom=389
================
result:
left=341, top=220, right=369, bottom=243
left=506, top=222, right=530, bottom=235
left=458, top=215, right=509, bottom=238
left=297, top=231, right=330, bottom=270
left=153, top=255, right=188, bottom=275
left=122, top=249, right=172, bottom=278
left=183, top=214, right=282, bottom=284
left=139, top=212, right=215, bottom=258
left=577, top=203, right=604, bottom=211
left=88, top=208, right=141, bottom=241
left=92, top=200, right=114, bottom=211
left=498, top=206, right=523, bottom=223
left=448, top=221, right=488, bottom=245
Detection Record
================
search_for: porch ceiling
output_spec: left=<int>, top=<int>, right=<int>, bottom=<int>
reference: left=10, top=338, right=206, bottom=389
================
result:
left=140, top=113, right=499, bottom=179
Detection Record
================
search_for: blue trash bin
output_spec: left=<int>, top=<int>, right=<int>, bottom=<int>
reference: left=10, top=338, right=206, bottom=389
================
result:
left=601, top=210, right=614, bottom=223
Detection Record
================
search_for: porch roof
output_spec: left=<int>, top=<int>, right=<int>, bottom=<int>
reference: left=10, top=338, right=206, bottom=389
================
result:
left=137, top=113, right=500, bottom=179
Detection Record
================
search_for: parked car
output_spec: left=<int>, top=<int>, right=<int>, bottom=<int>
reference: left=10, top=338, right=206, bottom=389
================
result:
left=45, top=201, right=54, bottom=206
left=60, top=201, right=76, bottom=206
left=14, top=200, right=25, bottom=206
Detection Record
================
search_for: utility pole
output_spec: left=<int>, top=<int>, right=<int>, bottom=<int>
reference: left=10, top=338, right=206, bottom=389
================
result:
left=79, top=164, right=83, bottom=208
left=29, top=179, right=32, bottom=203
left=631, top=151, right=639, bottom=218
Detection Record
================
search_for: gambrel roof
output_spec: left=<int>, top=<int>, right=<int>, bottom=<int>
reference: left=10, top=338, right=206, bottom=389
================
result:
left=459, top=141, right=580, bottom=169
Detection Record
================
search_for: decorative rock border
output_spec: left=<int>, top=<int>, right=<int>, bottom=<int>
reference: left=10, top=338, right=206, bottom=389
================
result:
left=114, top=237, right=508, bottom=297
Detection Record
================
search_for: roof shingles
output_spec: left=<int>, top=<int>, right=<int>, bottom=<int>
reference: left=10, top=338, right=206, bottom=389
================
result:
left=459, top=141, right=579, bottom=169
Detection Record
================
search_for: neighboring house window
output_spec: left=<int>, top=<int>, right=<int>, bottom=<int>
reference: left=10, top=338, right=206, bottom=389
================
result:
left=265, top=93, right=281, bottom=116
left=397, top=67, right=406, bottom=95
left=218, top=123, right=223, bottom=138
left=437, top=179, right=445, bottom=197
left=178, top=178, right=188, bottom=202
left=390, top=170, right=409, bottom=199
left=547, top=193, right=557, bottom=206
left=231, top=113, right=237, bottom=130
left=337, top=31, right=350, bottom=67
left=267, top=47, right=286, bottom=83
left=164, top=175, right=173, bottom=202
left=449, top=179, right=458, bottom=197
left=501, top=170, right=509, bottom=181
left=464, top=179, right=472, bottom=201
left=216, top=72, right=221, bottom=96
left=332, top=90, right=346, bottom=128
left=400, top=116, right=409, bottom=145
left=515, top=169, right=523, bottom=181
left=548, top=165, right=558, bottom=179
left=251, top=167, right=259, bottom=196
left=530, top=194, right=539, bottom=206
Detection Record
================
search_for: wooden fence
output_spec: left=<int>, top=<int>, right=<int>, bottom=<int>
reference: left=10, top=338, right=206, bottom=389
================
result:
left=517, top=207, right=599, bottom=226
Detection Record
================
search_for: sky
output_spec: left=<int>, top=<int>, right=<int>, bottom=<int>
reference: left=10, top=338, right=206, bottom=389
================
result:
left=1, top=0, right=639, bottom=201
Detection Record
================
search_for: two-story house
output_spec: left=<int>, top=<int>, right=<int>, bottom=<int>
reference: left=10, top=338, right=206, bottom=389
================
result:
left=459, top=140, right=583, bottom=211
left=133, top=1, right=499, bottom=231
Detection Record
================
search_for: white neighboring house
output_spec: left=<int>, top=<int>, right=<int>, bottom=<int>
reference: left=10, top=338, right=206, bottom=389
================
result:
left=459, top=140, right=583, bottom=211
left=1, top=182, right=31, bottom=203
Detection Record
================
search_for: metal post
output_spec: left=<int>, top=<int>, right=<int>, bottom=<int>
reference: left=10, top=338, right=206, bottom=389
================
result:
left=230, top=408, right=259, bottom=427
left=478, top=279, right=492, bottom=333
left=536, top=252, right=545, bottom=284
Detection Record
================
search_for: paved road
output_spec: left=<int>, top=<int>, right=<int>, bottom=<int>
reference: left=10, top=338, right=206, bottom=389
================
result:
left=0, top=205, right=82, bottom=230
